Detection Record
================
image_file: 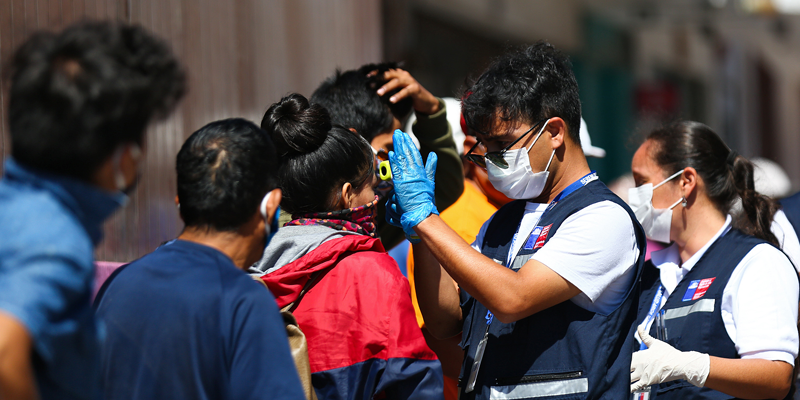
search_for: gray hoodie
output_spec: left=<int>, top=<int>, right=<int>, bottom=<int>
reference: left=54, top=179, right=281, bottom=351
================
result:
left=250, top=225, right=360, bottom=275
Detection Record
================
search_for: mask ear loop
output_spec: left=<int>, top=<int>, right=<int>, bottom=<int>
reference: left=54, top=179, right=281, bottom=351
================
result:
left=654, top=169, right=686, bottom=210
left=543, top=148, right=557, bottom=172
left=525, top=119, right=551, bottom=154
left=653, top=169, right=685, bottom=190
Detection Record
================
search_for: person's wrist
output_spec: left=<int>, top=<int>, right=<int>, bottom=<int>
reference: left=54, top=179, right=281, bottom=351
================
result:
left=414, top=94, right=440, bottom=115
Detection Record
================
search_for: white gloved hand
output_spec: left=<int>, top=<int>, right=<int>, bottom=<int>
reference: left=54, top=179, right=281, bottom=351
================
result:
left=630, top=325, right=710, bottom=393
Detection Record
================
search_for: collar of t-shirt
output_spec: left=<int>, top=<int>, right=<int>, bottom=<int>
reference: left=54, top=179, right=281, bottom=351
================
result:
left=650, top=214, right=732, bottom=299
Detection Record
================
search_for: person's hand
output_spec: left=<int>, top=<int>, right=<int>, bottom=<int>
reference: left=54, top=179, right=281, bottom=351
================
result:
left=630, top=325, right=710, bottom=392
left=372, top=69, right=440, bottom=115
left=388, top=129, right=438, bottom=232
left=385, top=193, right=420, bottom=243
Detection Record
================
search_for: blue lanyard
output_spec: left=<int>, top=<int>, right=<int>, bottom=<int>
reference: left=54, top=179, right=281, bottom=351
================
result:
left=488, top=171, right=599, bottom=325
left=639, top=285, right=665, bottom=350
left=548, top=171, right=598, bottom=210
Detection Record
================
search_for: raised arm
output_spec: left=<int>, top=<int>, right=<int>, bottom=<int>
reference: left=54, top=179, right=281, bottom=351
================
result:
left=387, top=130, right=580, bottom=324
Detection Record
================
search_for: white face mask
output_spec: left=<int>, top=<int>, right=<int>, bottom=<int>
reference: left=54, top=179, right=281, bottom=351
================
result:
left=627, top=169, right=684, bottom=243
left=486, top=120, right=556, bottom=200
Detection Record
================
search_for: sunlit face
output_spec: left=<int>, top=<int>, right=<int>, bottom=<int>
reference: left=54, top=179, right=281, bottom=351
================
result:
left=471, top=118, right=552, bottom=174
left=349, top=166, right=379, bottom=209
left=369, top=117, right=403, bottom=154
left=631, top=139, right=683, bottom=210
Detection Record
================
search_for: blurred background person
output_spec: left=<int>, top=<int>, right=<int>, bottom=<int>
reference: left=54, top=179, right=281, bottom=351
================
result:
left=0, top=21, right=184, bottom=400
left=746, top=157, right=800, bottom=269
left=629, top=121, right=798, bottom=399
left=3, top=0, right=800, bottom=290
left=311, top=63, right=463, bottom=250
left=95, top=119, right=303, bottom=400
left=253, top=94, right=443, bottom=400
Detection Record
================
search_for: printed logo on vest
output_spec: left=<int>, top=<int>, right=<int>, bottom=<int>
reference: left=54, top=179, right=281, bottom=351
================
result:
left=523, top=226, right=544, bottom=250
left=682, top=277, right=716, bottom=301
left=532, top=224, right=553, bottom=250
left=682, top=280, right=700, bottom=301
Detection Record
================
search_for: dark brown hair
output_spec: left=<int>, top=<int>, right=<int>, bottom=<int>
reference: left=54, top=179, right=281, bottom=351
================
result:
left=647, top=121, right=779, bottom=246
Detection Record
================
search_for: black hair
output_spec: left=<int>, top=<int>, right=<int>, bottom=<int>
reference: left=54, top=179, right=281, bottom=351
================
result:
left=310, top=61, right=412, bottom=142
left=8, top=21, right=186, bottom=181
left=176, top=118, right=279, bottom=232
left=461, top=42, right=581, bottom=145
left=261, top=93, right=374, bottom=215
left=647, top=121, right=779, bottom=246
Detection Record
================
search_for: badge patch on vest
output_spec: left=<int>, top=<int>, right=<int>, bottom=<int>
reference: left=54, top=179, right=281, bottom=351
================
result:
left=682, top=277, right=716, bottom=301
left=523, top=226, right=544, bottom=250
left=532, top=224, right=553, bottom=250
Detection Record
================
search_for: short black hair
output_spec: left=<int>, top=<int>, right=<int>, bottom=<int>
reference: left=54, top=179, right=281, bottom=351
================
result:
left=310, top=61, right=412, bottom=142
left=261, top=93, right=374, bottom=215
left=176, top=118, right=279, bottom=232
left=8, top=21, right=186, bottom=180
left=461, top=42, right=581, bottom=145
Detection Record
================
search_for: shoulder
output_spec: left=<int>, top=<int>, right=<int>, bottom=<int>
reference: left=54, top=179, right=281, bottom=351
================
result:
left=737, top=243, right=796, bottom=277
left=0, top=188, right=94, bottom=275
left=0, top=189, right=93, bottom=256
left=560, top=200, right=636, bottom=238
left=338, top=246, right=406, bottom=282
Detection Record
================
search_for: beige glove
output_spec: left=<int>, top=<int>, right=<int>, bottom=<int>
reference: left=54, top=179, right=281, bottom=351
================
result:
left=630, top=325, right=710, bottom=393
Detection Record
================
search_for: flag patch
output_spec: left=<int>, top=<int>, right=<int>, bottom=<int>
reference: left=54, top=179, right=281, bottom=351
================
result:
left=523, top=226, right=544, bottom=250
left=692, top=278, right=715, bottom=300
left=533, top=224, right=553, bottom=250
left=682, top=278, right=716, bottom=301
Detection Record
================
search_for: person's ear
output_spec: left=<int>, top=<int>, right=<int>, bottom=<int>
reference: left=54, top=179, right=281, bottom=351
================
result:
left=175, top=195, right=183, bottom=221
left=544, top=117, right=566, bottom=150
left=262, top=189, right=282, bottom=225
left=340, top=182, right=354, bottom=209
left=679, top=167, right=698, bottom=205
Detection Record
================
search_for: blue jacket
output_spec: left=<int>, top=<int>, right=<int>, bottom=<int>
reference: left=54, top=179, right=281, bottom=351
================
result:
left=0, top=158, right=123, bottom=400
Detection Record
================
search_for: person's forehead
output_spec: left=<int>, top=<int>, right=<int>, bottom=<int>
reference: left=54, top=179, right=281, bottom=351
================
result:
left=632, top=140, right=665, bottom=180
left=479, top=119, right=533, bottom=140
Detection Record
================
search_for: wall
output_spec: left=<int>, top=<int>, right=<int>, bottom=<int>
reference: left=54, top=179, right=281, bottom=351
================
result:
left=0, top=0, right=383, bottom=261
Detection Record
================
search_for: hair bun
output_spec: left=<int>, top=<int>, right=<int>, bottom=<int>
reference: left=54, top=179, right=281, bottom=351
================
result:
left=261, top=93, right=332, bottom=157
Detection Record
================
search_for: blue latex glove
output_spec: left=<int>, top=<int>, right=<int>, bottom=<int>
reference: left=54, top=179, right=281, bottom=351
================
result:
left=385, top=193, right=420, bottom=243
left=388, top=129, right=438, bottom=233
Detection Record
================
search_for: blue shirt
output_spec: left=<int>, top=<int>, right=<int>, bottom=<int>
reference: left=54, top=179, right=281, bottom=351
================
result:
left=95, top=239, right=305, bottom=400
left=0, top=158, right=124, bottom=400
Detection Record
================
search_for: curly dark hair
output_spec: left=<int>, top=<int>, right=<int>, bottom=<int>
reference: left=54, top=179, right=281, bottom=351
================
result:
left=310, top=62, right=412, bottom=143
left=8, top=21, right=186, bottom=180
left=461, top=42, right=581, bottom=145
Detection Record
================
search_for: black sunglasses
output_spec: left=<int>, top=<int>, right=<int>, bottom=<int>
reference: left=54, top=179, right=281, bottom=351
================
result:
left=466, top=118, right=549, bottom=170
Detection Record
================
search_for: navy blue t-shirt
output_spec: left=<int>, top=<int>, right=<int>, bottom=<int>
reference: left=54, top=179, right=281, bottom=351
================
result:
left=95, top=240, right=304, bottom=400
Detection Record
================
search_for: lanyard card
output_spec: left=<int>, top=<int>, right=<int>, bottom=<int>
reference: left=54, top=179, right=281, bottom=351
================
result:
left=466, top=311, right=493, bottom=393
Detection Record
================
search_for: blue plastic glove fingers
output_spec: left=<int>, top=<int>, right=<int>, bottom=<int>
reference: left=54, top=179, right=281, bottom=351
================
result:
left=385, top=193, right=421, bottom=244
left=384, top=192, right=404, bottom=228
left=388, top=129, right=438, bottom=231
left=424, top=151, right=437, bottom=182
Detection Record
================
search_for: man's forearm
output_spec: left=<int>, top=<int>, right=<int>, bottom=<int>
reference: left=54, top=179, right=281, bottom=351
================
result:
left=0, top=312, right=38, bottom=400
left=412, top=241, right=462, bottom=339
left=414, top=215, right=580, bottom=323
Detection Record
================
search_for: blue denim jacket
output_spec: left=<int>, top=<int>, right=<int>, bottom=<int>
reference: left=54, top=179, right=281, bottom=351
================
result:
left=0, top=158, right=123, bottom=400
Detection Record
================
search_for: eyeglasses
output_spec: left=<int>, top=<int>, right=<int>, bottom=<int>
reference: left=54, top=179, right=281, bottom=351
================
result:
left=466, top=118, right=549, bottom=169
